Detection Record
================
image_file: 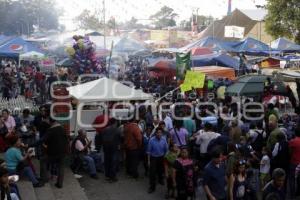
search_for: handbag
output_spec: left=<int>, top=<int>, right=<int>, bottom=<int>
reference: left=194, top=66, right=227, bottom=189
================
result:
left=174, top=129, right=186, bottom=148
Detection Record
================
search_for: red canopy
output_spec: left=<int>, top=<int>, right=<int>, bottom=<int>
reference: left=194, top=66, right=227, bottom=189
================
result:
left=150, top=60, right=176, bottom=71
left=148, top=60, right=176, bottom=81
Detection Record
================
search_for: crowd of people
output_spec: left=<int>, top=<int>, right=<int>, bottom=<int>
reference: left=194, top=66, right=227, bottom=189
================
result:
left=0, top=104, right=68, bottom=200
left=0, top=55, right=300, bottom=200
left=0, top=58, right=60, bottom=104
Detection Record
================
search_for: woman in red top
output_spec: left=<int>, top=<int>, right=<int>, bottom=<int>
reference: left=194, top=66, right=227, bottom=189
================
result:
left=289, top=127, right=300, bottom=198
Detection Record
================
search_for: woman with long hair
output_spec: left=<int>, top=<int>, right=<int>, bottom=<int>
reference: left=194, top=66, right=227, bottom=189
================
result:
left=228, top=159, right=248, bottom=200
left=172, top=148, right=196, bottom=200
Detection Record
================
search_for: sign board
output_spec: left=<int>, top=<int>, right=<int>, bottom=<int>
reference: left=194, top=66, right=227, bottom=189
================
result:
left=224, top=26, right=245, bottom=39
left=180, top=70, right=206, bottom=92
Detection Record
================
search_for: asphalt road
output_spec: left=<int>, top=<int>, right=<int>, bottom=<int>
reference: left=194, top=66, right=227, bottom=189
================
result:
left=78, top=167, right=207, bottom=200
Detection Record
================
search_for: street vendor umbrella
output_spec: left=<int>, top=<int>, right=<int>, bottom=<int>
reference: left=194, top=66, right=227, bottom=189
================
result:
left=148, top=60, right=176, bottom=82
left=19, top=51, right=45, bottom=61
left=86, top=31, right=103, bottom=36
left=56, top=58, right=74, bottom=67
left=132, top=49, right=152, bottom=57
left=226, top=75, right=287, bottom=96
left=149, top=60, right=176, bottom=71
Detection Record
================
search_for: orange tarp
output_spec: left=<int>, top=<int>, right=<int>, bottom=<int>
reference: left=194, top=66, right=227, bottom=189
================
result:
left=192, top=66, right=236, bottom=80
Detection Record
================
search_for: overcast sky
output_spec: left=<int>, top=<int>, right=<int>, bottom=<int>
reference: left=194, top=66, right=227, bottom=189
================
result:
left=56, top=0, right=267, bottom=30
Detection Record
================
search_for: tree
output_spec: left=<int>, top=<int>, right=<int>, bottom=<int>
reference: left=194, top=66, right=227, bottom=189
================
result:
left=107, top=17, right=116, bottom=30
left=127, top=17, right=138, bottom=29
left=0, top=0, right=61, bottom=35
left=74, top=9, right=103, bottom=30
left=119, top=17, right=149, bottom=30
left=265, top=0, right=300, bottom=43
left=150, top=6, right=178, bottom=29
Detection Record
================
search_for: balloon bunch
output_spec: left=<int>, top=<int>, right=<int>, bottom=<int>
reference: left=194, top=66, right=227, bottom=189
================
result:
left=65, top=35, right=100, bottom=74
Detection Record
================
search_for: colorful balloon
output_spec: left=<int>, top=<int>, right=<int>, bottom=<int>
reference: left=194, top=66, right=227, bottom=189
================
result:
left=65, top=46, right=75, bottom=56
left=78, top=39, right=84, bottom=50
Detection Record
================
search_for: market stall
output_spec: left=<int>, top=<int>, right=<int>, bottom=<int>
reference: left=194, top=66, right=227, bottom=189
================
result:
left=66, top=77, right=153, bottom=133
left=192, top=66, right=236, bottom=80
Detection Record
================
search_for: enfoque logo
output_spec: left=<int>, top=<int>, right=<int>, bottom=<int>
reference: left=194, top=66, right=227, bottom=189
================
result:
left=49, top=74, right=273, bottom=127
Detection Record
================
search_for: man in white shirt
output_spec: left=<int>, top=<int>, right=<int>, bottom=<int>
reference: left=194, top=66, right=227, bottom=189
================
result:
left=73, top=129, right=101, bottom=179
left=193, top=123, right=220, bottom=166
left=162, top=112, right=173, bottom=132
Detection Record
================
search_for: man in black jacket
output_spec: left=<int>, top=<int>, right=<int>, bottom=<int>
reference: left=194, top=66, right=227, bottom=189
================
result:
left=43, top=117, right=68, bottom=188
left=101, top=119, right=121, bottom=182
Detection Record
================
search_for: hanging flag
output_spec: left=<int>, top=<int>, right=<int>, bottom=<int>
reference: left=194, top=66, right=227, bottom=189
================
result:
left=176, top=52, right=191, bottom=81
left=184, top=71, right=206, bottom=89
left=180, top=83, right=192, bottom=92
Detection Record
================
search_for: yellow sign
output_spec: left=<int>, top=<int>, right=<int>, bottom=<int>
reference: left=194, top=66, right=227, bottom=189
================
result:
left=261, top=61, right=269, bottom=68
left=183, top=71, right=205, bottom=89
left=180, top=84, right=192, bottom=92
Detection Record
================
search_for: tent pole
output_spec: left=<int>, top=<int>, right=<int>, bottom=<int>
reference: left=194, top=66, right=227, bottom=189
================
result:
left=18, top=53, right=21, bottom=68
left=74, top=107, right=79, bottom=136
left=155, top=86, right=180, bottom=103
left=284, top=97, right=286, bottom=113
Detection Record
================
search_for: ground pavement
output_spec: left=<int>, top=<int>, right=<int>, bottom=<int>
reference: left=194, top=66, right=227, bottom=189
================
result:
left=78, top=167, right=207, bottom=200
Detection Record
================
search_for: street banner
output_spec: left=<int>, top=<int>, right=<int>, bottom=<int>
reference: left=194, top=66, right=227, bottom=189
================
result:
left=180, top=70, right=205, bottom=92
left=176, top=52, right=191, bottom=80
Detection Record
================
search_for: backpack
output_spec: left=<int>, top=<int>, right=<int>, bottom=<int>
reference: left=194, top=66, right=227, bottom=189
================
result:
left=251, top=130, right=264, bottom=152
left=272, top=141, right=289, bottom=166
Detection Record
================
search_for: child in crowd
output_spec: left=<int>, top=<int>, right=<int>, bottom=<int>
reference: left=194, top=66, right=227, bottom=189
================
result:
left=164, top=143, right=179, bottom=199
left=143, top=126, right=153, bottom=176
left=260, top=147, right=271, bottom=189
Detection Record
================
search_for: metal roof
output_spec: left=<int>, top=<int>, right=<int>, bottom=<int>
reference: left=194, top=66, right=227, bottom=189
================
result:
left=240, top=9, right=268, bottom=21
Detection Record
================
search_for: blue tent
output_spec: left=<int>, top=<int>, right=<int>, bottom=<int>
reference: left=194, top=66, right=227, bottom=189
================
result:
left=0, top=37, right=44, bottom=57
left=223, top=40, right=240, bottom=48
left=232, top=37, right=271, bottom=56
left=181, top=37, right=236, bottom=52
left=271, top=37, right=300, bottom=53
left=192, top=53, right=239, bottom=70
left=0, top=35, right=11, bottom=46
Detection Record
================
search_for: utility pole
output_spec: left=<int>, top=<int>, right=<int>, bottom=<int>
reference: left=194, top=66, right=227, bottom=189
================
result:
left=103, top=0, right=106, bottom=49
left=38, top=0, right=41, bottom=31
